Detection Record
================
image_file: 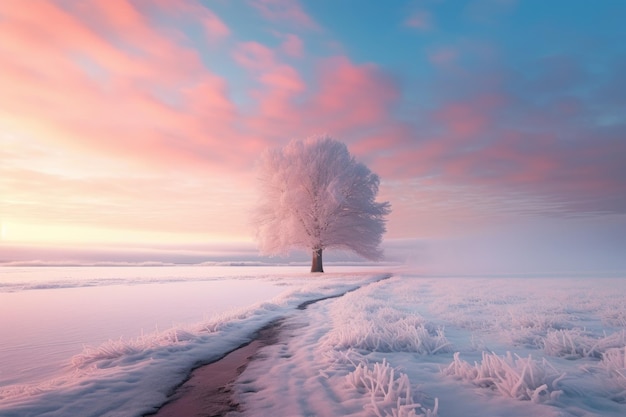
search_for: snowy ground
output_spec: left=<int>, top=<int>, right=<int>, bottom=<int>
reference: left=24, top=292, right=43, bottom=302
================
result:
left=0, top=266, right=390, bottom=416
left=232, top=274, right=626, bottom=417
left=1, top=267, right=625, bottom=417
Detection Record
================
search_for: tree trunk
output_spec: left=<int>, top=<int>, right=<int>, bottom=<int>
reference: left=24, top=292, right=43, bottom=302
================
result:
left=311, top=248, right=324, bottom=273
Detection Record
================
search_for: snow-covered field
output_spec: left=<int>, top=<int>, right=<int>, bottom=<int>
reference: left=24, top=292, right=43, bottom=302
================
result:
left=1, top=267, right=625, bottom=417
left=0, top=266, right=390, bottom=416
left=231, top=274, right=626, bottom=417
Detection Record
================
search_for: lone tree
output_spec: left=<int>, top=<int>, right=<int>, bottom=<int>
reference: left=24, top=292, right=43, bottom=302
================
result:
left=253, top=135, right=391, bottom=272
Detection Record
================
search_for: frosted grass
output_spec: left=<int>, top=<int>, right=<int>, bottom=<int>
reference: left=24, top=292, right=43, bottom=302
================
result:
left=347, top=359, right=438, bottom=417
left=321, top=280, right=451, bottom=354
left=601, top=347, right=626, bottom=402
left=442, top=351, right=565, bottom=403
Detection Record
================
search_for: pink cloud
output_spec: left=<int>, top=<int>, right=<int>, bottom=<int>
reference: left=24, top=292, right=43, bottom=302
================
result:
left=350, top=125, right=413, bottom=157
left=374, top=80, right=626, bottom=217
left=233, top=41, right=276, bottom=70
left=0, top=0, right=261, bottom=174
left=310, top=56, right=400, bottom=131
left=145, top=0, right=230, bottom=42
left=239, top=54, right=401, bottom=143
left=430, top=94, right=505, bottom=142
left=4, top=0, right=623, bottom=227
left=280, top=33, right=304, bottom=57
left=231, top=40, right=305, bottom=125
left=201, top=9, right=230, bottom=40
left=434, top=103, right=487, bottom=138
left=259, top=65, right=305, bottom=92
left=250, top=0, right=319, bottom=29
left=251, top=65, right=306, bottom=126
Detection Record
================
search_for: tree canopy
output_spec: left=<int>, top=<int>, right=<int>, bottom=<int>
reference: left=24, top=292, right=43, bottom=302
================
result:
left=253, top=135, right=391, bottom=272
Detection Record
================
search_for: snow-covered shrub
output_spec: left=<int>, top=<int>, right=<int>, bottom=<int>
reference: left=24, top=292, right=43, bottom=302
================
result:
left=347, top=359, right=438, bottom=417
left=601, top=347, right=626, bottom=402
left=442, top=351, right=565, bottom=403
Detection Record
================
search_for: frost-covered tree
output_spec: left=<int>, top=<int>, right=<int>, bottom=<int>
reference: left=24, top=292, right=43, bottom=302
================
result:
left=253, top=135, right=391, bottom=272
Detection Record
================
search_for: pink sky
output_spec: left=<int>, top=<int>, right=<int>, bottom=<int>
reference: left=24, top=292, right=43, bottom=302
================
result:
left=1, top=0, right=625, bottom=272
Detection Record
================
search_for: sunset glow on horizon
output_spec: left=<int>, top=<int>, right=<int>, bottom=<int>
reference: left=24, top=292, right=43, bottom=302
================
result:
left=1, top=0, right=625, bottom=272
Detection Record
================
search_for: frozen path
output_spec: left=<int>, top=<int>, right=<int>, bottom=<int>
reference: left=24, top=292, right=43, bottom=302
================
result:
left=148, top=280, right=393, bottom=417
left=230, top=275, right=626, bottom=417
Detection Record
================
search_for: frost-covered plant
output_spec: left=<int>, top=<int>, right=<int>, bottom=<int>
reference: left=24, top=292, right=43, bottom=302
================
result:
left=322, top=292, right=451, bottom=354
left=602, top=309, right=626, bottom=328
left=72, top=328, right=198, bottom=368
left=329, top=320, right=450, bottom=354
left=508, top=310, right=570, bottom=331
left=542, top=328, right=597, bottom=359
left=602, top=347, right=626, bottom=373
left=601, top=347, right=626, bottom=402
left=442, top=351, right=565, bottom=403
left=253, top=135, right=391, bottom=272
left=542, top=329, right=626, bottom=359
left=72, top=338, right=146, bottom=368
left=506, top=326, right=545, bottom=349
left=347, top=359, right=438, bottom=417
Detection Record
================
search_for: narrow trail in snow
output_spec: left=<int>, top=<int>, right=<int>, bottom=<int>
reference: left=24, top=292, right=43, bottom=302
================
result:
left=145, top=273, right=393, bottom=417
left=296, top=273, right=392, bottom=310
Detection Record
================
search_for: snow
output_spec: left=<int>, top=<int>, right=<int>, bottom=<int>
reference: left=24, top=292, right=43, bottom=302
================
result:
left=231, top=274, right=626, bottom=417
left=1, top=267, right=625, bottom=417
left=0, top=266, right=389, bottom=416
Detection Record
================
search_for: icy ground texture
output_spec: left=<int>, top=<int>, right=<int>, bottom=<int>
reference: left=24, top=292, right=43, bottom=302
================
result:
left=231, top=275, right=626, bottom=417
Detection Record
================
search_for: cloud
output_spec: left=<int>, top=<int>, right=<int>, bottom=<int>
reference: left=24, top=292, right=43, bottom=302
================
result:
left=2, top=0, right=625, bottom=250
left=200, top=9, right=231, bottom=41
left=0, top=0, right=266, bottom=174
left=229, top=48, right=403, bottom=146
left=279, top=33, right=304, bottom=57
left=307, top=56, right=400, bottom=132
left=233, top=41, right=276, bottom=70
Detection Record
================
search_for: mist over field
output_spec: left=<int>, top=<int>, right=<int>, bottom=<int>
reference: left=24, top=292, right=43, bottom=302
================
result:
left=4, top=226, right=626, bottom=274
